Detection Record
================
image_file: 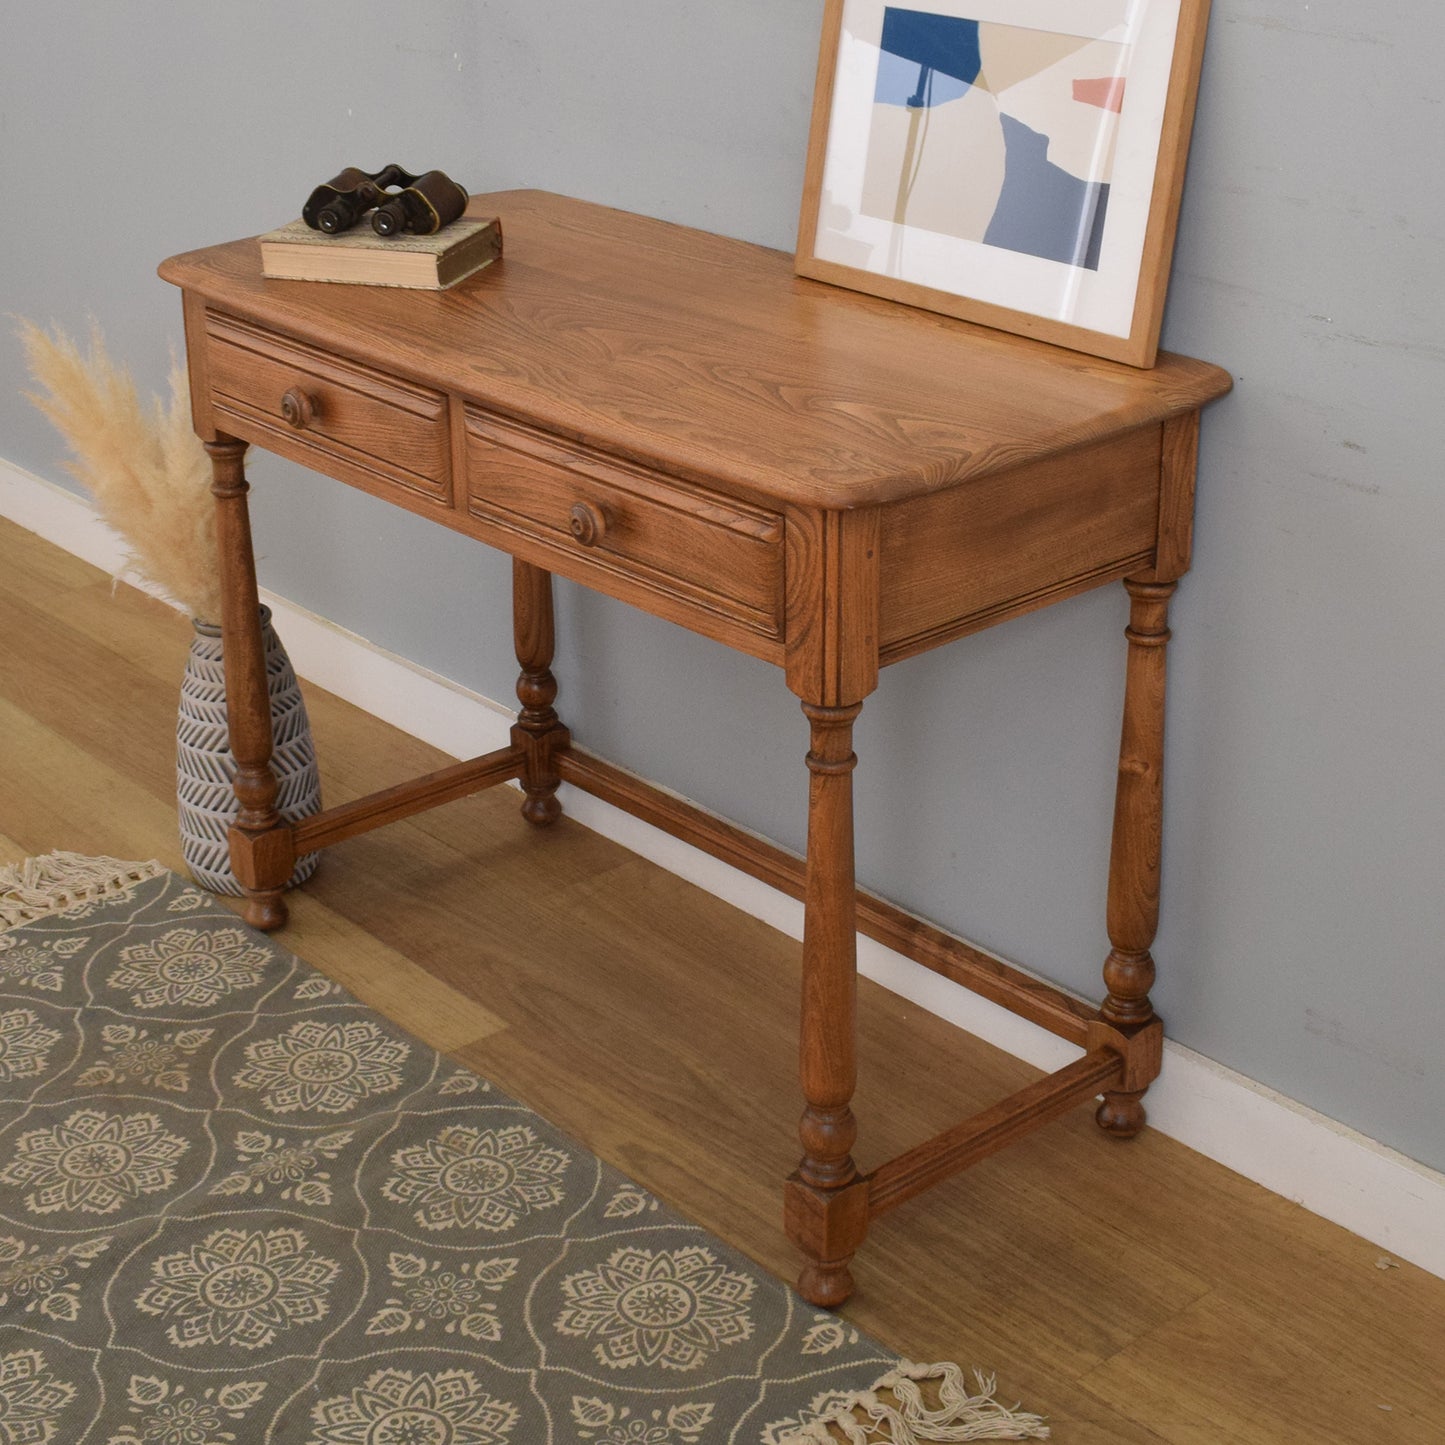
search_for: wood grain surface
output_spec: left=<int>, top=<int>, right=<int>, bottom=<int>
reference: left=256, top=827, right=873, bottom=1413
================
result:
left=160, top=190, right=1231, bottom=511
left=877, top=426, right=1161, bottom=660
left=3, top=516, right=1443, bottom=1442
left=465, top=407, right=785, bottom=642
left=206, top=312, right=452, bottom=503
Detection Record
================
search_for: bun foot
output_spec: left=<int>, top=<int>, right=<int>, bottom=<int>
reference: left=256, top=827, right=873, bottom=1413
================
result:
left=1096, top=1088, right=1148, bottom=1139
left=520, top=792, right=562, bottom=827
left=797, top=1259, right=855, bottom=1308
left=243, top=891, right=289, bottom=932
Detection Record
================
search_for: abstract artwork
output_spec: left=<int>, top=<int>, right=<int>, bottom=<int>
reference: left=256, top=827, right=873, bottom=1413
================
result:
left=797, top=0, right=1213, bottom=366
left=861, top=10, right=1126, bottom=270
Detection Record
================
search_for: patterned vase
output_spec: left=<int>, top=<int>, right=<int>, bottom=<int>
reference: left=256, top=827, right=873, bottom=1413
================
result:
left=176, top=606, right=322, bottom=895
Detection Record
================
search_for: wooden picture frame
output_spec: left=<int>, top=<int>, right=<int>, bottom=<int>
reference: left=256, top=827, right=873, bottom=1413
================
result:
left=795, top=0, right=1213, bottom=367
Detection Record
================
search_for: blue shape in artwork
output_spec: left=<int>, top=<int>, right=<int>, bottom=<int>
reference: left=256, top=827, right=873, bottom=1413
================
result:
left=985, top=115, right=1111, bottom=270
left=873, top=47, right=973, bottom=109
left=875, top=10, right=981, bottom=107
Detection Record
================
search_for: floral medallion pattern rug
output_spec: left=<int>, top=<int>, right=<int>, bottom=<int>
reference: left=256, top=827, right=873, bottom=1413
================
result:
left=0, top=853, right=1047, bottom=1444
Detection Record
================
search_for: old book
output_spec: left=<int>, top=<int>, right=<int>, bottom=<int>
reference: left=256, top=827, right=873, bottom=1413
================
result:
left=258, top=215, right=502, bottom=289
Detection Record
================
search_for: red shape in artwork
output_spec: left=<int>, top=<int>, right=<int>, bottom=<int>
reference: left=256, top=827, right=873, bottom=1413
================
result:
left=1073, top=77, right=1127, bottom=113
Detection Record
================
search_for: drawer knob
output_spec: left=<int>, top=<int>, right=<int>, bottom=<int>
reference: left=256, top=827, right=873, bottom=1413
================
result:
left=568, top=500, right=608, bottom=548
left=280, top=387, right=317, bottom=429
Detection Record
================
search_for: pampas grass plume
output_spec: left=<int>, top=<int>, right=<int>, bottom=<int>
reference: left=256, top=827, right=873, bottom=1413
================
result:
left=18, top=319, right=222, bottom=622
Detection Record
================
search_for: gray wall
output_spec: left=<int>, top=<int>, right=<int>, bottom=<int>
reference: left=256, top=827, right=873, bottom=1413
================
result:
left=4, top=4, right=1442, bottom=1171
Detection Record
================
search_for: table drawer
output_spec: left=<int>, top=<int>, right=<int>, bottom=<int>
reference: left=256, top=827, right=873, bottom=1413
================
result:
left=205, top=312, right=450, bottom=504
left=464, top=408, right=784, bottom=640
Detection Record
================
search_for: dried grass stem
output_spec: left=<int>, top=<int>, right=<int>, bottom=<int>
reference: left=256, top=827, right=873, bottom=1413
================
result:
left=18, top=320, right=220, bottom=621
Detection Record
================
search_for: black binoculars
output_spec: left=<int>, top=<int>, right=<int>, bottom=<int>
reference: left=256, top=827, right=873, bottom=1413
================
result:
left=302, top=165, right=469, bottom=237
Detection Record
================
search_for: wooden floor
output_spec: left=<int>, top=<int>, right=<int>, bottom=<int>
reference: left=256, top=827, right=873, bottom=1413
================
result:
left=2, top=513, right=1442, bottom=1442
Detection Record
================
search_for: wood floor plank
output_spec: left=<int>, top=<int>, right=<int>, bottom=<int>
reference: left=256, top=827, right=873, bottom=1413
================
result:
left=276, top=885, right=510, bottom=1052
left=28, top=575, right=193, bottom=690
left=0, top=694, right=185, bottom=870
left=3, top=515, right=1443, bottom=1443
left=0, top=513, right=114, bottom=598
left=1078, top=1284, right=1445, bottom=1443
left=0, top=599, right=184, bottom=810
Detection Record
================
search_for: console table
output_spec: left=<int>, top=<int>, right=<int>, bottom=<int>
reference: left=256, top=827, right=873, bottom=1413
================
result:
left=160, top=190, right=1231, bottom=1306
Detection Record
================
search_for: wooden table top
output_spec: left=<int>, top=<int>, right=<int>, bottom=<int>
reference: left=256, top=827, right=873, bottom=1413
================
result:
left=160, top=189, right=1232, bottom=511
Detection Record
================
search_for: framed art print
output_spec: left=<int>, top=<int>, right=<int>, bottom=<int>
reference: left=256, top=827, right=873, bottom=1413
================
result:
left=795, top=0, right=1213, bottom=366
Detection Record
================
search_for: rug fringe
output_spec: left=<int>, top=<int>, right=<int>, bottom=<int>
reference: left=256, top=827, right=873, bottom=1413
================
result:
left=0, top=850, right=166, bottom=930
left=781, top=1362, right=1050, bottom=1442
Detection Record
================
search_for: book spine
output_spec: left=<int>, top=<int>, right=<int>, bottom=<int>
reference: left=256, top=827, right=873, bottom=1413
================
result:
left=438, top=222, right=503, bottom=286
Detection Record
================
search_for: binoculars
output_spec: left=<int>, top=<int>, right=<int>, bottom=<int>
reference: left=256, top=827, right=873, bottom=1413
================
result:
left=302, top=165, right=469, bottom=237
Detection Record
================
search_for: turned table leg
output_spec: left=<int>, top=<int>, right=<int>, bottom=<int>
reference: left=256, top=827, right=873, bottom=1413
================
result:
left=1097, top=578, right=1175, bottom=1137
left=785, top=699, right=870, bottom=1307
left=511, top=559, right=569, bottom=825
left=207, top=437, right=295, bottom=932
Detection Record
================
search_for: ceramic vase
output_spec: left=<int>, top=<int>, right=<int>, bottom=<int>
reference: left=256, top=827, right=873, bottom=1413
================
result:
left=176, top=606, right=322, bottom=895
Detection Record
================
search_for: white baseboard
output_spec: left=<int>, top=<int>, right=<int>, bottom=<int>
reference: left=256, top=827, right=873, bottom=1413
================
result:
left=5, top=456, right=1443, bottom=1281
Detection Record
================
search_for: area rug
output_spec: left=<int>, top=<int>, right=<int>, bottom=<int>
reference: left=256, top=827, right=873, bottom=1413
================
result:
left=0, top=852, right=1048, bottom=1443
